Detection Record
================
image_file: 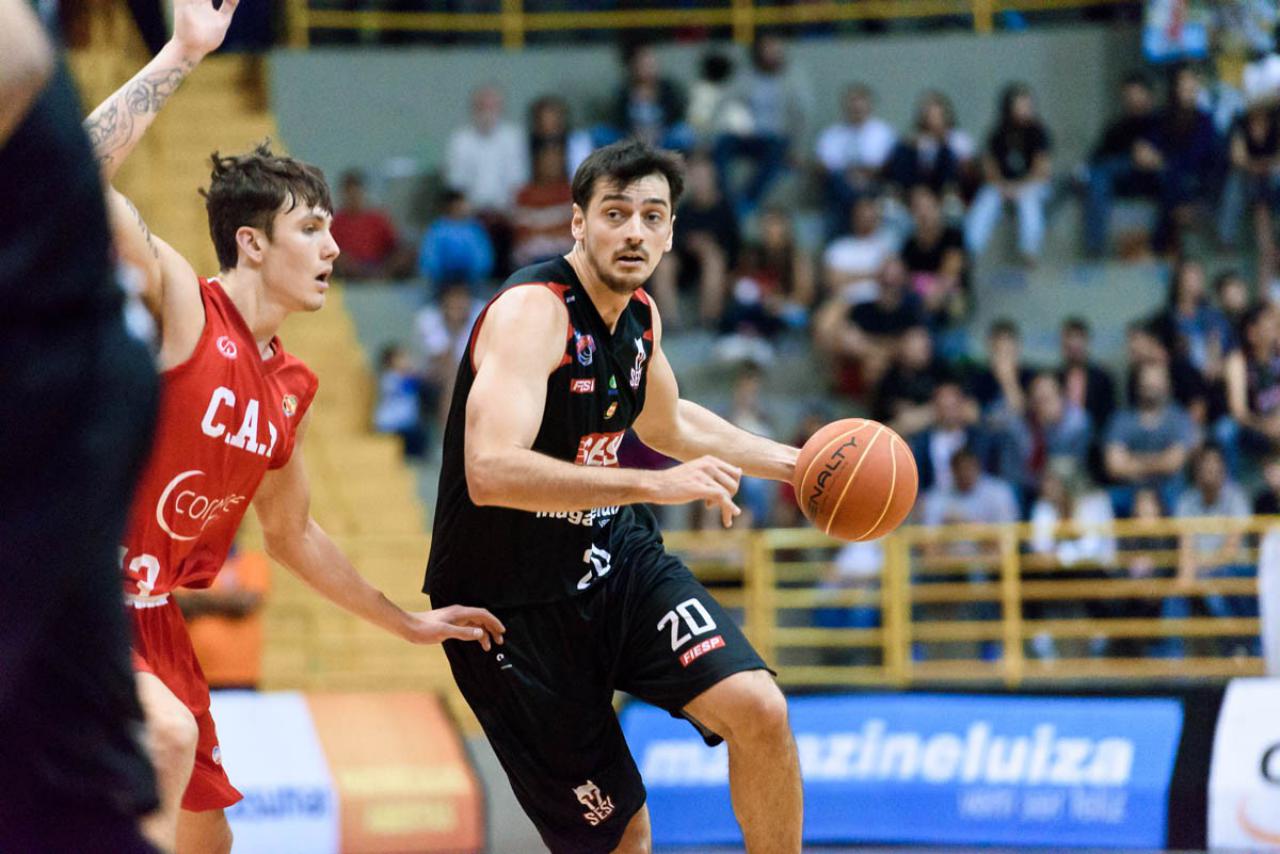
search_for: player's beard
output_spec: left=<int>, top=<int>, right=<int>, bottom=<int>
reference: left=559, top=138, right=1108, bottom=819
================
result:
left=586, top=241, right=650, bottom=296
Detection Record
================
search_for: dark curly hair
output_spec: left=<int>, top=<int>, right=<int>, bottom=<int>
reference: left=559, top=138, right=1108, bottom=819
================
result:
left=200, top=140, right=332, bottom=271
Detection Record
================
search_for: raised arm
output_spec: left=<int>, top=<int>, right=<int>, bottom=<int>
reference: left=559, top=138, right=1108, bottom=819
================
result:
left=254, top=412, right=505, bottom=647
left=465, top=287, right=744, bottom=525
left=633, top=302, right=799, bottom=483
left=83, top=0, right=238, bottom=180
left=0, top=0, right=54, bottom=147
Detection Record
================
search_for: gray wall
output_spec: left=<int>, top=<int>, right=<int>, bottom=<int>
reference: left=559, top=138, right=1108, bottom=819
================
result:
left=270, top=24, right=1142, bottom=189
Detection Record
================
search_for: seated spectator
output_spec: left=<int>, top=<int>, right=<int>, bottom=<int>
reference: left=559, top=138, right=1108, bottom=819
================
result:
left=918, top=446, right=1020, bottom=661
left=174, top=543, right=269, bottom=690
left=967, top=318, right=1035, bottom=415
left=1213, top=269, right=1251, bottom=334
left=920, top=446, right=1021, bottom=528
left=330, top=170, right=411, bottom=281
left=1081, top=72, right=1161, bottom=258
left=900, top=184, right=969, bottom=343
left=417, top=281, right=484, bottom=428
left=909, top=379, right=991, bottom=493
left=815, top=83, right=897, bottom=237
left=990, top=371, right=1093, bottom=499
left=822, top=195, right=897, bottom=304
left=723, top=363, right=776, bottom=527
left=649, top=152, right=740, bottom=327
left=1112, top=486, right=1176, bottom=656
left=1224, top=301, right=1280, bottom=464
left=1159, top=258, right=1233, bottom=387
left=445, top=84, right=529, bottom=274
left=871, top=324, right=952, bottom=437
left=1166, top=444, right=1256, bottom=655
left=607, top=40, right=692, bottom=151
left=528, top=95, right=593, bottom=179
left=1254, top=453, right=1280, bottom=514
left=688, top=50, right=750, bottom=145
left=418, top=191, right=495, bottom=287
left=511, top=143, right=574, bottom=269
left=814, top=256, right=924, bottom=394
left=965, top=83, right=1053, bottom=264
left=717, top=34, right=813, bottom=215
left=1105, top=362, right=1198, bottom=514
left=373, top=343, right=427, bottom=458
left=718, top=208, right=814, bottom=358
left=1220, top=101, right=1280, bottom=285
left=1146, top=65, right=1221, bottom=254
left=1126, top=317, right=1209, bottom=424
left=1058, top=316, right=1118, bottom=446
left=884, top=90, right=974, bottom=204
left=1028, top=465, right=1117, bottom=658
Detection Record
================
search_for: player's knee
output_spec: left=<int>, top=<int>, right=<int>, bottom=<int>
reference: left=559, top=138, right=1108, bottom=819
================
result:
left=149, top=703, right=198, bottom=774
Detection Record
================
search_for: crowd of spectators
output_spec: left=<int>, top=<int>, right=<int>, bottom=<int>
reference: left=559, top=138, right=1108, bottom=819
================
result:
left=339, top=34, right=1280, bottom=658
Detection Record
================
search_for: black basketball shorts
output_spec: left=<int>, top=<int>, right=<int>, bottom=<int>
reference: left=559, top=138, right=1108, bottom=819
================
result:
left=439, top=548, right=769, bottom=854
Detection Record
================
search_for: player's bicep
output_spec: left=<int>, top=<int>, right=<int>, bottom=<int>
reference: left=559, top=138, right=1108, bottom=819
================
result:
left=464, top=288, right=566, bottom=464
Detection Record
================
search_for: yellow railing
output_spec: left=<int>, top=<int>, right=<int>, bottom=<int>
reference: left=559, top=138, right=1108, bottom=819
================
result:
left=287, top=0, right=1140, bottom=48
left=664, top=515, right=1272, bottom=690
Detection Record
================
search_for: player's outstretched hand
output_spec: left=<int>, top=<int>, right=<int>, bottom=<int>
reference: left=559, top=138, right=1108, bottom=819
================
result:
left=401, top=605, right=507, bottom=650
left=648, top=455, right=742, bottom=528
left=172, top=0, right=240, bottom=59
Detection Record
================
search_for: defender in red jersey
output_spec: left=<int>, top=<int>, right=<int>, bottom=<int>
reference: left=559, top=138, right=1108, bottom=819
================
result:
left=82, top=2, right=505, bottom=851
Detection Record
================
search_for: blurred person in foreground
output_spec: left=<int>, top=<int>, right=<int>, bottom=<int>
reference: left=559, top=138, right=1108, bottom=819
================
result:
left=0, top=2, right=159, bottom=849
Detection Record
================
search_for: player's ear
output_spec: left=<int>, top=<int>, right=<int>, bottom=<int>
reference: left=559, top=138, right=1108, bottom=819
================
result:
left=571, top=203, right=586, bottom=242
left=664, top=214, right=675, bottom=253
left=235, top=225, right=266, bottom=266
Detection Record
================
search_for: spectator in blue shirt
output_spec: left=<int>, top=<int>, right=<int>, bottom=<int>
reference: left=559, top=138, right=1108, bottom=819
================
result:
left=1104, top=362, right=1198, bottom=515
left=418, top=190, right=495, bottom=287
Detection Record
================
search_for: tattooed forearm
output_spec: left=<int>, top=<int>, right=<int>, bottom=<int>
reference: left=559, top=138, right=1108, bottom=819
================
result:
left=83, top=56, right=196, bottom=178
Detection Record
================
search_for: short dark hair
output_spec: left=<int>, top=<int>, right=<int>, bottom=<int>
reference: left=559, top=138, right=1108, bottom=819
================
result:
left=988, top=317, right=1020, bottom=339
left=1062, top=316, right=1090, bottom=335
left=201, top=141, right=332, bottom=272
left=1213, top=269, right=1244, bottom=293
left=1121, top=70, right=1154, bottom=91
left=571, top=138, right=685, bottom=211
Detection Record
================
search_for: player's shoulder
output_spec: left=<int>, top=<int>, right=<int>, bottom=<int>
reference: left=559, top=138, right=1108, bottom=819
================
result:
left=488, top=258, right=574, bottom=324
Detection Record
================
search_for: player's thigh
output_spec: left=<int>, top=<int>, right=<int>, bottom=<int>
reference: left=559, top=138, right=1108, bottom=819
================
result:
left=135, top=670, right=198, bottom=771
left=618, top=560, right=771, bottom=732
left=441, top=607, right=645, bottom=852
left=176, top=807, right=232, bottom=854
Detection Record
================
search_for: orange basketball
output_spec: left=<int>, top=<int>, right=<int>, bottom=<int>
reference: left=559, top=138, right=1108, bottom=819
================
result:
left=792, top=418, right=919, bottom=541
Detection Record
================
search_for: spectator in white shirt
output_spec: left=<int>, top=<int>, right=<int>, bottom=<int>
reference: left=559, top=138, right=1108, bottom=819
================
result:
left=816, top=83, right=897, bottom=238
left=445, top=85, right=530, bottom=273
left=822, top=194, right=898, bottom=304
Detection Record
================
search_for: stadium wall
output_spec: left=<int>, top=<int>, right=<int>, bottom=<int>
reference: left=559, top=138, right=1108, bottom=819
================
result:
left=269, top=24, right=1140, bottom=193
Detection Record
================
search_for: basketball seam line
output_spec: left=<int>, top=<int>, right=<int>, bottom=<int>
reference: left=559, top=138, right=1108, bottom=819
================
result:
left=856, top=432, right=899, bottom=541
left=797, top=420, right=871, bottom=502
left=824, top=424, right=885, bottom=537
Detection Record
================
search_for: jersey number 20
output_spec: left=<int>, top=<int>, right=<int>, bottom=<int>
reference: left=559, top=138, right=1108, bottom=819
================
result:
left=657, top=598, right=716, bottom=652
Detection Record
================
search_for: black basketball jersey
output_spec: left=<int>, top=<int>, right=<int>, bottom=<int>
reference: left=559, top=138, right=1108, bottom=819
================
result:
left=424, top=257, right=663, bottom=608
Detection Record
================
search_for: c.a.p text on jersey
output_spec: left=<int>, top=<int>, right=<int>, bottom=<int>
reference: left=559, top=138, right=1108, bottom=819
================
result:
left=121, top=279, right=317, bottom=606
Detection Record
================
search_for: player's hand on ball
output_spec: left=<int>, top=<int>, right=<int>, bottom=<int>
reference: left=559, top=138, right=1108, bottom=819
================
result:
left=649, top=455, right=742, bottom=528
left=402, top=605, right=506, bottom=650
left=172, top=0, right=240, bottom=59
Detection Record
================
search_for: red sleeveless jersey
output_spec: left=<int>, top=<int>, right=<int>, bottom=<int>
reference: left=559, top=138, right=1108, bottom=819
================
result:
left=121, top=278, right=318, bottom=607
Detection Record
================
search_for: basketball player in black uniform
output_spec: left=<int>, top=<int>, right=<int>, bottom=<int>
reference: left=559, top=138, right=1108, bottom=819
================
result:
left=0, top=1, right=159, bottom=849
left=425, top=140, right=803, bottom=853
